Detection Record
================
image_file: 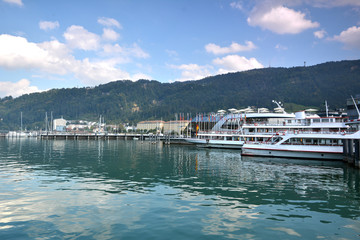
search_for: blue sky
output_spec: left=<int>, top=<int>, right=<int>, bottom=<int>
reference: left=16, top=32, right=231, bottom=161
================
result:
left=0, top=0, right=359, bottom=98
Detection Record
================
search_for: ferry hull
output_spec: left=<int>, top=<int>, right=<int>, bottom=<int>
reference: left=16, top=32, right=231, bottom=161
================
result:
left=241, top=144, right=343, bottom=160
left=185, top=138, right=244, bottom=149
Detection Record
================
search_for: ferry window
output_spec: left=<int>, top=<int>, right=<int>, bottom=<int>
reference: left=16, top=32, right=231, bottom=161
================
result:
left=322, top=119, right=330, bottom=122
left=287, top=120, right=291, bottom=124
left=313, top=119, right=321, bottom=123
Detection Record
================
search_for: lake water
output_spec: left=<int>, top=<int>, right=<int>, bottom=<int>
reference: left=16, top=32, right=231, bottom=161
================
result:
left=0, top=138, right=359, bottom=240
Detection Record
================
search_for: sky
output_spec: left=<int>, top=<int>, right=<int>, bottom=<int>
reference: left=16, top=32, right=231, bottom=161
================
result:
left=0, top=0, right=360, bottom=98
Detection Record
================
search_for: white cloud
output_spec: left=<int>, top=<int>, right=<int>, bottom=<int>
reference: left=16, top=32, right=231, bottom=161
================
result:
left=0, top=35, right=77, bottom=76
left=166, top=49, right=178, bottom=57
left=102, top=43, right=149, bottom=61
left=102, top=44, right=129, bottom=64
left=275, top=44, right=288, bottom=50
left=205, top=41, right=256, bottom=55
left=170, top=55, right=264, bottom=81
left=132, top=73, right=153, bottom=80
left=63, top=25, right=100, bottom=51
left=213, top=55, right=263, bottom=74
left=3, top=0, right=23, bottom=7
left=303, top=0, right=360, bottom=8
left=0, top=34, right=151, bottom=86
left=36, top=40, right=75, bottom=74
left=74, top=58, right=131, bottom=85
left=0, top=35, right=66, bottom=73
left=247, top=5, right=319, bottom=34
left=129, top=43, right=150, bottom=59
left=39, top=21, right=59, bottom=31
left=230, top=1, right=243, bottom=10
left=102, top=28, right=120, bottom=41
left=332, top=26, right=360, bottom=49
left=97, top=17, right=122, bottom=29
left=314, top=29, right=327, bottom=39
left=0, top=79, right=40, bottom=98
left=74, top=58, right=152, bottom=85
left=170, top=64, right=213, bottom=82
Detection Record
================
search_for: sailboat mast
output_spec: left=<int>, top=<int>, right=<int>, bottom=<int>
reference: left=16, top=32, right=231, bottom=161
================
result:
left=45, top=112, right=48, bottom=133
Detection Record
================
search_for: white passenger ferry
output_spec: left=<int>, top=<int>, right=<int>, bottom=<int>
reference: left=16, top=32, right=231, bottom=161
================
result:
left=185, top=102, right=348, bottom=149
left=241, top=128, right=360, bottom=160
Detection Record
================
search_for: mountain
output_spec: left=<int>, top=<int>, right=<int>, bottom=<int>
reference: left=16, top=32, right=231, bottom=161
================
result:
left=1, top=59, right=360, bottom=130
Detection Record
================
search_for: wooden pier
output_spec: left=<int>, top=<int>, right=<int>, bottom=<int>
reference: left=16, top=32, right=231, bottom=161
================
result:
left=40, top=132, right=148, bottom=140
left=39, top=132, right=191, bottom=145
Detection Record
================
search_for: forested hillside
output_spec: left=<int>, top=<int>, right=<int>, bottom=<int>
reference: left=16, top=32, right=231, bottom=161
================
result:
left=1, top=60, right=360, bottom=130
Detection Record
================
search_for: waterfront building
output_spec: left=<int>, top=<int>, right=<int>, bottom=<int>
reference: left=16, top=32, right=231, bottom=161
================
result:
left=125, top=126, right=136, bottom=132
left=53, top=118, right=67, bottom=132
left=137, top=120, right=164, bottom=133
left=66, top=124, right=88, bottom=132
left=163, top=120, right=190, bottom=135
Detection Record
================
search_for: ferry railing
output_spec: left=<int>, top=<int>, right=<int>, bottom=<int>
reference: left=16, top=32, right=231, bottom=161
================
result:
left=197, top=129, right=355, bottom=137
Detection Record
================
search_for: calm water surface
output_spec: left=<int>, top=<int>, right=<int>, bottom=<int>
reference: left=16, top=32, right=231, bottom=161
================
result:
left=0, top=138, right=359, bottom=240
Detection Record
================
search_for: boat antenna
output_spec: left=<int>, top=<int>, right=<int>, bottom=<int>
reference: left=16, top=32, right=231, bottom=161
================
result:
left=351, top=95, right=360, bottom=119
left=272, top=100, right=283, bottom=108
left=272, top=100, right=285, bottom=113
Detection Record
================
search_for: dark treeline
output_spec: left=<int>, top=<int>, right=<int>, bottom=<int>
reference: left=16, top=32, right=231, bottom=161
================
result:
left=1, top=60, right=360, bottom=130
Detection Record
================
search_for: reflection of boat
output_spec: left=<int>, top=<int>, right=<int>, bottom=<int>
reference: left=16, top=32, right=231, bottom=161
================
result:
left=240, top=155, right=345, bottom=167
left=241, top=130, right=360, bottom=160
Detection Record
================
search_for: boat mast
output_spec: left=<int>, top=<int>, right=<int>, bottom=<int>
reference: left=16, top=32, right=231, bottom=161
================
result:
left=325, top=100, right=329, bottom=117
left=20, top=112, right=23, bottom=132
left=351, top=95, right=360, bottom=119
left=51, top=111, right=53, bottom=132
left=45, top=112, right=48, bottom=133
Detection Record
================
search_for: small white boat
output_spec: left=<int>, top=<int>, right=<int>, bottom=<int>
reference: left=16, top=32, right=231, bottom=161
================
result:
left=6, top=131, right=30, bottom=138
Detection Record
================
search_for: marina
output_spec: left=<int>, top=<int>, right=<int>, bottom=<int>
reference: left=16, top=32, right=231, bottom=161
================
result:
left=0, top=138, right=359, bottom=239
left=1, top=1, right=360, bottom=239
left=2, top=99, right=360, bottom=168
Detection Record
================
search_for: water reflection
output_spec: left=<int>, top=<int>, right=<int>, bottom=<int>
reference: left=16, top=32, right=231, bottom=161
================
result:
left=0, top=139, right=359, bottom=239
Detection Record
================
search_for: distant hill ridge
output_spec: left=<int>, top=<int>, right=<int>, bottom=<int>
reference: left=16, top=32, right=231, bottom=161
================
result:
left=1, top=59, right=360, bottom=130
